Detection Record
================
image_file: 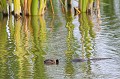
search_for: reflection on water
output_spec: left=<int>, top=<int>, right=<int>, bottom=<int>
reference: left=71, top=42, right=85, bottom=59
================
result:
left=0, top=0, right=120, bottom=79
left=64, top=6, right=75, bottom=78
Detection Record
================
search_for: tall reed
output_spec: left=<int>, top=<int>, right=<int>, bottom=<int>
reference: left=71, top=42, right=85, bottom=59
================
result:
left=79, top=0, right=94, bottom=13
left=79, top=0, right=89, bottom=12
left=31, top=0, right=46, bottom=15
left=31, top=0, right=38, bottom=15
left=1, top=0, right=7, bottom=14
left=39, top=0, right=46, bottom=15
left=27, top=0, right=32, bottom=15
left=14, top=0, right=21, bottom=16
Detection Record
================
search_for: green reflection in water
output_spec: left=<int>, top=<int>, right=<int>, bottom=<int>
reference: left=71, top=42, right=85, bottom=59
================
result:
left=79, top=13, right=96, bottom=78
left=101, top=0, right=115, bottom=16
left=0, top=15, right=48, bottom=79
left=0, top=17, right=16, bottom=79
left=14, top=18, right=34, bottom=79
left=31, top=16, right=47, bottom=79
left=0, top=18, right=9, bottom=79
left=79, top=13, right=96, bottom=58
left=6, top=15, right=16, bottom=79
left=65, top=6, right=75, bottom=78
left=101, top=0, right=116, bottom=25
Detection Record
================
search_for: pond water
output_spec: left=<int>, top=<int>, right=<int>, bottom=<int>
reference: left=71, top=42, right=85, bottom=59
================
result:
left=0, top=0, right=120, bottom=79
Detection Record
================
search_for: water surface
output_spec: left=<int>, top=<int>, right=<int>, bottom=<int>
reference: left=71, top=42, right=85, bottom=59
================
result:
left=0, top=0, right=120, bottom=79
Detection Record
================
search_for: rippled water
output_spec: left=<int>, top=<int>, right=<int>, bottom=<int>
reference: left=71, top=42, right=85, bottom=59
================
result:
left=0, top=0, right=120, bottom=79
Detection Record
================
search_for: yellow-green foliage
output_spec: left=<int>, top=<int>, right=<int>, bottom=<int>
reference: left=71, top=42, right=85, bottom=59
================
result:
left=79, top=0, right=88, bottom=12
left=79, top=0, right=94, bottom=13
left=31, top=0, right=39, bottom=15
left=0, top=0, right=95, bottom=15
left=27, top=0, right=32, bottom=15
left=0, top=1, right=1, bottom=10
left=1, top=0, right=7, bottom=13
left=31, top=0, right=46, bottom=15
left=14, top=0, right=21, bottom=15
left=39, top=0, right=46, bottom=15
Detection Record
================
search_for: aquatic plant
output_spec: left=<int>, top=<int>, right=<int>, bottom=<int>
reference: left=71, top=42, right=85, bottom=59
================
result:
left=39, top=0, right=46, bottom=15
left=31, top=0, right=39, bottom=15
left=31, top=0, right=46, bottom=15
left=0, top=0, right=100, bottom=16
left=1, top=0, right=7, bottom=14
left=14, top=0, right=21, bottom=16
left=79, top=0, right=94, bottom=13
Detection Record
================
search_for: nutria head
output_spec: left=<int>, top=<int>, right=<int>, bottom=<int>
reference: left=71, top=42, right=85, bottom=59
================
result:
left=44, top=59, right=59, bottom=65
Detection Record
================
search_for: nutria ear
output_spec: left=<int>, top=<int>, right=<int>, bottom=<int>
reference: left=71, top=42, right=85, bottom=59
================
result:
left=56, top=59, right=59, bottom=65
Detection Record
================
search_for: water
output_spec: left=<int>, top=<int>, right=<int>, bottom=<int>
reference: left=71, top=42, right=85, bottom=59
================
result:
left=0, top=0, right=120, bottom=79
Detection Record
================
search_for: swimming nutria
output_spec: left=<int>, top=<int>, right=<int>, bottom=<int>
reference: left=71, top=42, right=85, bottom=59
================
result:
left=72, top=58, right=112, bottom=62
left=44, top=58, right=112, bottom=65
left=44, top=59, right=59, bottom=65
